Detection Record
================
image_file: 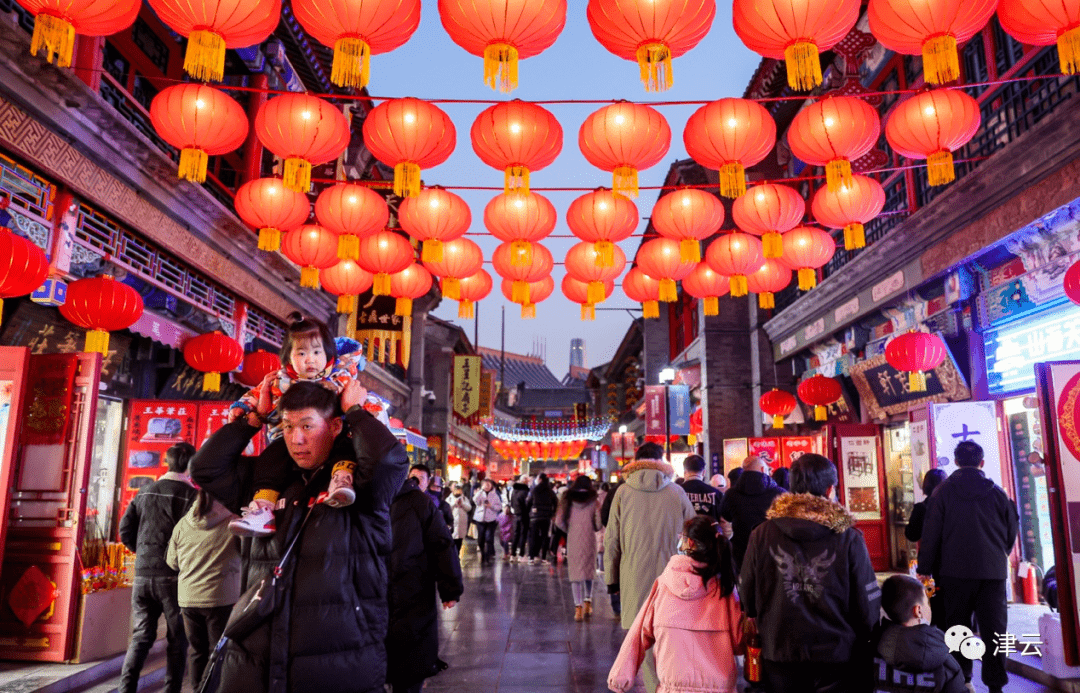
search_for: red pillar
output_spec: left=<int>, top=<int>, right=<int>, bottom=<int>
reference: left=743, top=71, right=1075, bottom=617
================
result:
left=242, top=74, right=269, bottom=183
left=72, top=36, right=103, bottom=91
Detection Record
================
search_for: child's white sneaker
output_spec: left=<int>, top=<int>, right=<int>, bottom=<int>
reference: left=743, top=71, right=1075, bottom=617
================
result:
left=229, top=500, right=276, bottom=537
left=326, top=469, right=355, bottom=508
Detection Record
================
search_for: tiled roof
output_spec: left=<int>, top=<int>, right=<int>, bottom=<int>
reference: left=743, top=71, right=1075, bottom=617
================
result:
left=479, top=349, right=563, bottom=389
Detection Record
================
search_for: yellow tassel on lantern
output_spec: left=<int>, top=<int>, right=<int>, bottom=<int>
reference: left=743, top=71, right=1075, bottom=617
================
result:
left=763, top=232, right=783, bottom=259
left=336, top=294, right=357, bottom=314
left=484, top=43, right=519, bottom=93
left=587, top=281, right=606, bottom=305
left=581, top=303, right=596, bottom=321
left=815, top=404, right=827, bottom=421
left=783, top=40, right=823, bottom=91
left=688, top=434, right=697, bottom=446
left=825, top=158, right=853, bottom=193
left=178, top=148, right=208, bottom=183
left=613, top=166, right=639, bottom=199
left=521, top=303, right=536, bottom=319
left=442, top=277, right=461, bottom=300
left=300, top=266, right=320, bottom=289
left=658, top=278, right=678, bottom=302
left=283, top=158, right=312, bottom=193
left=373, top=272, right=391, bottom=296
left=203, top=371, right=221, bottom=392
left=510, top=240, right=533, bottom=267
left=84, top=329, right=110, bottom=355
left=511, top=280, right=530, bottom=305
left=338, top=234, right=360, bottom=261
left=643, top=300, right=659, bottom=319
left=636, top=42, right=673, bottom=92
left=347, top=306, right=358, bottom=340
left=758, top=292, right=775, bottom=310
left=594, top=240, right=615, bottom=267
left=719, top=162, right=746, bottom=199
left=772, top=414, right=785, bottom=430
left=922, top=34, right=960, bottom=85
left=926, top=150, right=956, bottom=186
left=422, top=239, right=443, bottom=263
left=505, top=166, right=530, bottom=194
left=184, top=29, right=226, bottom=82
left=331, top=37, right=370, bottom=89
left=703, top=296, right=718, bottom=316
left=798, top=268, right=817, bottom=291
left=458, top=300, right=474, bottom=319
left=844, top=223, right=865, bottom=250
left=31, top=13, right=75, bottom=67
left=1059, top=26, right=1080, bottom=75
left=258, top=227, right=281, bottom=252
left=394, top=162, right=422, bottom=198
left=730, top=275, right=748, bottom=297
left=910, top=371, right=928, bottom=392
left=679, top=239, right=701, bottom=263
left=395, top=297, right=412, bottom=317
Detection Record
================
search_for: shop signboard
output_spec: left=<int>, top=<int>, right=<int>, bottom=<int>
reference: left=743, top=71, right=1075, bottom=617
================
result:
left=452, top=355, right=481, bottom=423
left=195, top=402, right=265, bottom=457
left=851, top=352, right=970, bottom=421
left=667, top=385, right=691, bottom=435
left=119, top=400, right=199, bottom=524
left=984, top=300, right=1080, bottom=395
left=748, top=438, right=779, bottom=469
left=643, top=386, right=667, bottom=436
left=723, top=438, right=748, bottom=476
left=839, top=435, right=883, bottom=521
left=910, top=408, right=931, bottom=502
left=930, top=401, right=1004, bottom=490
left=779, top=437, right=815, bottom=468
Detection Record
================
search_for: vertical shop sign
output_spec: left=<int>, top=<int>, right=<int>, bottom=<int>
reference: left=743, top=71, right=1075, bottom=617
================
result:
left=779, top=437, right=814, bottom=468
left=931, top=402, right=1004, bottom=489
left=479, top=370, right=495, bottom=420
left=119, top=400, right=199, bottom=525
left=840, top=436, right=882, bottom=521
left=748, top=438, right=780, bottom=469
left=644, top=386, right=667, bottom=436
left=723, top=438, right=748, bottom=475
left=667, top=385, right=691, bottom=435
left=453, top=356, right=481, bottom=423
left=910, top=409, right=931, bottom=502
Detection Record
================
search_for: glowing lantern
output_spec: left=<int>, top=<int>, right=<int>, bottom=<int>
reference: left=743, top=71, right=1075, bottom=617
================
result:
left=684, top=98, right=777, bottom=197
left=622, top=266, right=661, bottom=319
left=797, top=374, right=842, bottom=421
left=1066, top=260, right=1080, bottom=305
left=237, top=349, right=281, bottom=388
left=471, top=100, right=563, bottom=193
left=292, top=0, right=420, bottom=89
left=235, top=178, right=310, bottom=252
left=733, top=0, right=859, bottom=91
left=651, top=188, right=725, bottom=263
left=147, top=0, right=280, bottom=82
left=492, top=242, right=554, bottom=305
left=315, top=183, right=390, bottom=261
left=781, top=226, right=835, bottom=291
left=390, top=263, right=433, bottom=316
left=732, top=184, right=805, bottom=259
left=281, top=225, right=339, bottom=289
left=681, top=262, right=729, bottom=316
left=423, top=238, right=483, bottom=300
left=501, top=276, right=554, bottom=318
left=439, top=0, right=567, bottom=92
left=398, top=187, right=471, bottom=262
left=184, top=331, right=243, bottom=392
left=587, top=0, right=716, bottom=92
left=356, top=231, right=414, bottom=296
left=149, top=84, right=247, bottom=184
left=885, top=331, right=947, bottom=392
left=255, top=94, right=350, bottom=193
left=579, top=102, right=671, bottom=198
left=0, top=229, right=49, bottom=324
left=745, top=258, right=792, bottom=309
left=788, top=96, right=880, bottom=193
left=811, top=175, right=884, bottom=250
left=759, top=388, right=797, bottom=429
left=362, top=97, right=456, bottom=198
left=566, top=188, right=638, bottom=267
left=321, top=259, right=375, bottom=314
left=454, top=269, right=493, bottom=319
left=868, top=0, right=996, bottom=86
left=484, top=191, right=557, bottom=267
left=636, top=238, right=696, bottom=302
left=564, top=241, right=627, bottom=305
left=884, top=89, right=981, bottom=187
left=562, top=274, right=614, bottom=321
left=705, top=232, right=764, bottom=297
left=59, top=275, right=143, bottom=355
left=999, top=0, right=1080, bottom=75
left=18, top=0, right=139, bottom=68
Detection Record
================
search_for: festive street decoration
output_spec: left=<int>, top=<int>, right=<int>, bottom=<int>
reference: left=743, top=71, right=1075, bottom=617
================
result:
left=732, top=183, right=805, bottom=259
left=622, top=266, right=661, bottom=319
left=362, top=97, right=456, bottom=197
left=810, top=174, right=885, bottom=250
left=705, top=232, right=764, bottom=297
left=234, top=178, right=310, bottom=252
left=183, top=330, right=243, bottom=392
left=59, top=275, right=143, bottom=355
left=484, top=191, right=557, bottom=267
left=356, top=231, right=415, bottom=296
left=683, top=98, right=776, bottom=198
left=885, top=89, right=981, bottom=187
left=562, top=274, right=614, bottom=321
left=781, top=226, right=835, bottom=291
left=681, top=262, right=729, bottom=316
left=281, top=225, right=339, bottom=288
left=454, top=269, right=493, bottom=318
left=797, top=374, right=842, bottom=420
left=579, top=102, right=671, bottom=198
left=636, top=237, right=696, bottom=301
left=471, top=100, right=563, bottom=193
left=18, top=0, right=139, bottom=67
left=236, top=349, right=281, bottom=388
left=787, top=96, right=880, bottom=192
left=650, top=188, right=725, bottom=263
left=746, top=258, right=792, bottom=309
left=398, top=187, right=471, bottom=262
left=565, top=241, right=626, bottom=306
left=492, top=241, right=554, bottom=304
left=501, top=275, right=554, bottom=318
left=148, top=0, right=280, bottom=81
left=0, top=228, right=49, bottom=325
left=321, top=259, right=375, bottom=314
left=759, top=388, right=797, bottom=429
left=390, top=263, right=433, bottom=316
left=422, top=237, right=483, bottom=300
left=565, top=188, right=638, bottom=267
left=149, top=84, right=247, bottom=184
left=885, top=330, right=947, bottom=391
left=998, top=0, right=1080, bottom=74
left=315, top=183, right=389, bottom=261
left=254, top=94, right=350, bottom=193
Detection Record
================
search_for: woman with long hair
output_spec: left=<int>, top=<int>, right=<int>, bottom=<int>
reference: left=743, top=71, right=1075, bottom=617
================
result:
left=555, top=475, right=602, bottom=621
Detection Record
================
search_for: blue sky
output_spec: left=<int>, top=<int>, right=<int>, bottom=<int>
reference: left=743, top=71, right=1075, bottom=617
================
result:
left=368, top=2, right=763, bottom=379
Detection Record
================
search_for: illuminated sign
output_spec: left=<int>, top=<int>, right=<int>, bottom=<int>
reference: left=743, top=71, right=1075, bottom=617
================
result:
left=984, top=301, right=1080, bottom=395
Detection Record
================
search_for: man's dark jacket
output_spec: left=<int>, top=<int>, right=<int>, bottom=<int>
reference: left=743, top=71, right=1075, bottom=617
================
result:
left=191, top=408, right=408, bottom=693
left=916, top=466, right=1019, bottom=580
left=527, top=480, right=558, bottom=521
left=873, top=621, right=966, bottom=693
left=386, top=478, right=464, bottom=688
left=119, top=473, right=197, bottom=577
left=719, top=470, right=786, bottom=566
left=510, top=482, right=531, bottom=517
left=681, top=477, right=722, bottom=520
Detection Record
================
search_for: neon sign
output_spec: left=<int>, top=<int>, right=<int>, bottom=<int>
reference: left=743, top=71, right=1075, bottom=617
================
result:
left=984, top=301, right=1080, bottom=395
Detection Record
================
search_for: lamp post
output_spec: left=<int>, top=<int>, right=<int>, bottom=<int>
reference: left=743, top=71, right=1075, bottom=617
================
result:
left=658, top=367, right=676, bottom=464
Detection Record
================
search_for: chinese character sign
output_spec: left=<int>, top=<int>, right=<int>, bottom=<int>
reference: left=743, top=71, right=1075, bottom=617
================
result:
left=779, top=437, right=815, bottom=468
left=453, top=355, right=481, bottom=422
left=749, top=438, right=779, bottom=469
left=119, top=400, right=200, bottom=528
left=667, top=385, right=691, bottom=435
left=479, top=370, right=494, bottom=420
left=644, top=386, right=667, bottom=436
left=931, top=402, right=1004, bottom=489
left=840, top=436, right=882, bottom=521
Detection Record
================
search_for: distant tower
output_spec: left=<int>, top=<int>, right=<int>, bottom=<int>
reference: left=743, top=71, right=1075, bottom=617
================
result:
left=569, top=338, right=586, bottom=369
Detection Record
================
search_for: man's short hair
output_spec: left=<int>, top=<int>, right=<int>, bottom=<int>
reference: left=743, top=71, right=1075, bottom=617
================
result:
left=683, top=455, right=706, bottom=474
left=790, top=454, right=838, bottom=497
left=636, top=442, right=664, bottom=461
left=742, top=455, right=766, bottom=472
left=881, top=574, right=926, bottom=624
left=955, top=441, right=984, bottom=467
left=166, top=442, right=196, bottom=473
left=278, top=381, right=341, bottom=420
left=410, top=464, right=432, bottom=476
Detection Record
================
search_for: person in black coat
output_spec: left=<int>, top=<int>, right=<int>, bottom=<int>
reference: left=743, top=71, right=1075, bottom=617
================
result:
left=191, top=381, right=408, bottom=693
left=509, top=475, right=531, bottom=561
left=386, top=465, right=464, bottom=693
left=771, top=467, right=791, bottom=491
left=680, top=454, right=722, bottom=519
left=426, top=475, right=454, bottom=534
left=904, top=469, right=947, bottom=543
left=526, top=474, right=558, bottom=563
left=719, top=456, right=787, bottom=571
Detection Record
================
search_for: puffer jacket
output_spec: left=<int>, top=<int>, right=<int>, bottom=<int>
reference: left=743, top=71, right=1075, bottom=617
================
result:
left=119, top=472, right=197, bottom=577
left=873, top=621, right=966, bottom=693
left=166, top=496, right=242, bottom=608
left=472, top=488, right=502, bottom=523
left=190, top=408, right=408, bottom=693
left=719, top=470, right=786, bottom=569
left=510, top=482, right=531, bottom=517
left=527, top=480, right=558, bottom=521
left=609, top=555, right=743, bottom=693
left=448, top=493, right=472, bottom=539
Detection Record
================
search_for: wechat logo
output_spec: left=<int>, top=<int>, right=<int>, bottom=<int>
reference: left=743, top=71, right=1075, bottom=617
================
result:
left=945, top=626, right=986, bottom=660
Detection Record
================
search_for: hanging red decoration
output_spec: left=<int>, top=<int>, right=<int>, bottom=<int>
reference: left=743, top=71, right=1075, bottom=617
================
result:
left=681, top=262, right=729, bottom=316
left=501, top=275, right=555, bottom=318
left=787, top=96, right=880, bottom=193
left=237, top=349, right=281, bottom=388
left=705, top=232, right=764, bottom=297
left=184, top=331, right=243, bottom=392
left=759, top=388, right=797, bottom=429
left=59, top=275, right=143, bottom=355
left=398, top=187, right=471, bottom=263
left=745, top=258, right=792, bottom=310
left=651, top=189, right=725, bottom=263
left=492, top=242, right=554, bottom=305
left=281, top=225, right=339, bottom=289
left=18, top=0, right=139, bottom=68
left=0, top=229, right=49, bottom=325
left=781, top=226, right=835, bottom=291
left=622, top=267, right=662, bottom=319
left=439, top=0, right=567, bottom=92
left=885, top=331, right=947, bottom=392
left=484, top=191, right=557, bottom=267
left=810, top=174, right=885, bottom=250
left=149, top=84, right=247, bottom=184
left=579, top=102, right=671, bottom=198
left=566, top=188, right=638, bottom=267
left=255, top=94, right=350, bottom=193
left=315, top=183, right=390, bottom=261
left=999, top=0, right=1080, bottom=75
left=885, top=89, right=981, bottom=187
left=454, top=269, right=493, bottom=319
left=234, top=178, right=310, bottom=252
left=561, top=274, right=614, bottom=321
left=732, top=183, right=805, bottom=259
left=684, top=98, right=777, bottom=198
left=362, top=97, right=456, bottom=198
left=1065, top=260, right=1080, bottom=305
left=355, top=231, right=415, bottom=296
left=390, top=263, right=433, bottom=317
left=321, top=259, right=375, bottom=314
left=636, top=238, right=696, bottom=302
left=797, top=374, right=842, bottom=421
left=471, top=100, right=563, bottom=193
left=422, top=238, right=483, bottom=301
left=564, top=241, right=627, bottom=306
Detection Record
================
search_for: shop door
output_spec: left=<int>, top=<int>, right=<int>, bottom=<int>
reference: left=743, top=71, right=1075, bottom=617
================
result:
left=0, top=347, right=31, bottom=568
left=0, top=353, right=101, bottom=661
left=829, top=424, right=890, bottom=572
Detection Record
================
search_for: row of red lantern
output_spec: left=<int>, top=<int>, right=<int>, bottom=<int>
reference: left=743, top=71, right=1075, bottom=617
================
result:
left=492, top=439, right=588, bottom=462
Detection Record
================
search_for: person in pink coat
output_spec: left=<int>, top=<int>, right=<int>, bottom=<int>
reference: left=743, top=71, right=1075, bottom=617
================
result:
left=608, top=515, right=744, bottom=693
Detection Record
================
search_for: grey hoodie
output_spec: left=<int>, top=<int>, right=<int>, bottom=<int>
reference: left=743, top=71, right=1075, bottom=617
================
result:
left=166, top=498, right=242, bottom=609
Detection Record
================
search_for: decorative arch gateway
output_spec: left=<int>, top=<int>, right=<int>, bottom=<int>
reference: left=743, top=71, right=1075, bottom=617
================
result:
left=485, top=417, right=611, bottom=466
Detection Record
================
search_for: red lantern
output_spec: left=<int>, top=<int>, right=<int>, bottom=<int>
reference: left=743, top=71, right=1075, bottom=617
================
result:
left=390, top=263, right=433, bottom=316
left=321, top=259, right=375, bottom=314
left=622, top=266, right=661, bottom=319
left=759, top=388, right=797, bottom=429
left=0, top=229, right=49, bottom=324
left=564, top=242, right=626, bottom=306
left=787, top=96, right=880, bottom=193
left=885, top=331, right=947, bottom=392
left=282, top=225, right=339, bottom=289
left=810, top=175, right=885, bottom=250
left=651, top=189, right=725, bottom=263
left=184, top=331, right=244, bottom=392
left=363, top=97, right=456, bottom=198
left=566, top=188, right=638, bottom=267
left=398, top=187, right=471, bottom=263
left=732, top=184, right=805, bottom=259
left=234, top=178, right=310, bottom=252
left=705, top=232, right=764, bottom=297
left=439, top=0, right=567, bottom=92
left=484, top=191, right=557, bottom=267
left=292, top=0, right=420, bottom=88
left=356, top=231, right=415, bottom=296
left=781, top=226, right=835, bottom=291
left=579, top=102, right=671, bottom=198
left=562, top=274, right=614, bottom=321
left=315, top=183, right=390, bottom=261
left=733, top=0, right=859, bottom=90
left=636, top=238, right=696, bottom=302
left=59, top=275, right=144, bottom=355
left=18, top=0, right=139, bottom=68
left=237, top=349, right=281, bottom=388
left=885, top=89, right=981, bottom=187
left=149, top=84, right=248, bottom=184
left=681, top=262, right=729, bottom=316
left=454, top=269, right=493, bottom=319
left=797, top=374, right=842, bottom=421
left=492, top=242, right=554, bottom=305
left=689, top=406, right=703, bottom=445
left=745, top=258, right=792, bottom=310
left=1065, top=260, right=1080, bottom=305
left=587, top=0, right=716, bottom=92
left=471, top=100, right=563, bottom=193
left=255, top=94, right=350, bottom=193
left=999, top=0, right=1080, bottom=75
left=147, top=0, right=279, bottom=81
left=423, top=238, right=483, bottom=300
left=684, top=98, right=776, bottom=197
left=501, top=276, right=554, bottom=318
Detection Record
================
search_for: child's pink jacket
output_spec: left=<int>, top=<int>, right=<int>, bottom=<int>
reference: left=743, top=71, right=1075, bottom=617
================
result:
left=608, top=554, right=744, bottom=693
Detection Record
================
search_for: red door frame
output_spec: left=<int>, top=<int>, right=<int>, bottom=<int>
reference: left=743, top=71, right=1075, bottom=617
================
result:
left=829, top=423, right=891, bottom=572
left=0, top=347, right=31, bottom=570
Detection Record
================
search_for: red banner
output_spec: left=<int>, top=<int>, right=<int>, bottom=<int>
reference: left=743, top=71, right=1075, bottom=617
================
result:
left=644, top=386, right=667, bottom=436
left=118, top=400, right=199, bottom=527
left=748, top=437, right=780, bottom=469
left=778, top=436, right=815, bottom=468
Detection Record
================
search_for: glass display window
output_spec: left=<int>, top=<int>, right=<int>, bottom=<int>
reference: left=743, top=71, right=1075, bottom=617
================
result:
left=1004, top=395, right=1054, bottom=572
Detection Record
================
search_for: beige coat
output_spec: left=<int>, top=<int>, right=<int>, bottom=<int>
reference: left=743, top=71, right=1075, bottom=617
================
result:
left=166, top=498, right=241, bottom=609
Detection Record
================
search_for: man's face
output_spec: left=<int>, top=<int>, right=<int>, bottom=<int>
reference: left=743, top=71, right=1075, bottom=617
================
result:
left=280, top=407, right=342, bottom=470
left=410, top=468, right=430, bottom=489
